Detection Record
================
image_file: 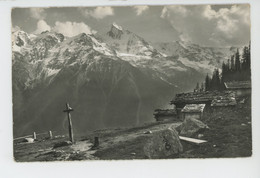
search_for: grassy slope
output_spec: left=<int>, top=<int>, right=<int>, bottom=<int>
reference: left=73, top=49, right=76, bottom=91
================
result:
left=93, top=96, right=252, bottom=159
left=13, top=96, right=251, bottom=161
left=177, top=96, right=252, bottom=158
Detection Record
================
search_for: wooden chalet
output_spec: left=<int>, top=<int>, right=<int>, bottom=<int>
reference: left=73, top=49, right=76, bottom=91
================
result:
left=171, top=91, right=237, bottom=117
left=224, top=81, right=251, bottom=97
left=181, top=104, right=205, bottom=120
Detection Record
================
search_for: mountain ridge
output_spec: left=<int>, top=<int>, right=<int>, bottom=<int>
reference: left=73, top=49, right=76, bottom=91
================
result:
left=12, top=24, right=242, bottom=137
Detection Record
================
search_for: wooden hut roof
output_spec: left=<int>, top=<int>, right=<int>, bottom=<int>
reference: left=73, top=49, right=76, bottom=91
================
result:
left=224, top=81, right=251, bottom=89
left=154, top=109, right=176, bottom=116
left=211, top=95, right=237, bottom=107
left=171, top=91, right=237, bottom=107
left=181, top=104, right=205, bottom=113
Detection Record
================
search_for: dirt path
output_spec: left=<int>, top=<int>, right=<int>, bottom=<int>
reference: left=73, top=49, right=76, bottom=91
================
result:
left=14, top=122, right=181, bottom=161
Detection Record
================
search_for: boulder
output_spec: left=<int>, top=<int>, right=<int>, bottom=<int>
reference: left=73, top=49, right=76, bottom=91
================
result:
left=23, top=138, right=34, bottom=143
left=143, top=127, right=183, bottom=159
left=143, top=130, right=152, bottom=134
left=177, top=118, right=209, bottom=137
left=197, top=134, right=204, bottom=139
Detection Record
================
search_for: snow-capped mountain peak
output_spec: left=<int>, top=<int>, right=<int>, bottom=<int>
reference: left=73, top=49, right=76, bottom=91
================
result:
left=112, top=22, right=123, bottom=31
left=12, top=24, right=241, bottom=136
left=107, top=22, right=124, bottom=39
left=12, top=29, right=31, bottom=52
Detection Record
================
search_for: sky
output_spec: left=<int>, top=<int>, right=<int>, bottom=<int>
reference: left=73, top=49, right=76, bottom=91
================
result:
left=12, top=4, right=250, bottom=47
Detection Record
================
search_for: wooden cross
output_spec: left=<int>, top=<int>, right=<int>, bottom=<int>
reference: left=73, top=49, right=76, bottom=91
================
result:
left=63, top=102, right=74, bottom=143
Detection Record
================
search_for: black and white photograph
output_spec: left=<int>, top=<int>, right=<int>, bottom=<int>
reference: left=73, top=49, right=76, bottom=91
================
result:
left=11, top=4, right=253, bottom=161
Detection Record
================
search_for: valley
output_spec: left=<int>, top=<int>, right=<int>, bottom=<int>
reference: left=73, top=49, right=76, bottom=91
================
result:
left=12, top=23, right=242, bottom=138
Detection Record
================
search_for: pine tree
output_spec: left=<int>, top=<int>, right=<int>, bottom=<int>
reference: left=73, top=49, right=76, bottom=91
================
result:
left=211, top=69, right=217, bottom=91
left=222, top=62, right=226, bottom=82
left=242, top=46, right=248, bottom=70
left=231, top=55, right=235, bottom=71
left=200, top=82, right=204, bottom=92
left=227, top=58, right=230, bottom=70
left=235, top=49, right=241, bottom=72
left=195, top=82, right=200, bottom=92
left=247, top=42, right=251, bottom=70
left=205, top=74, right=210, bottom=91
left=215, top=69, right=221, bottom=90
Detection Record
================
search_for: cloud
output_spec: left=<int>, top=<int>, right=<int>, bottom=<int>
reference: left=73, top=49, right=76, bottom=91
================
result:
left=161, top=5, right=250, bottom=47
left=133, top=6, right=149, bottom=15
left=53, top=21, right=93, bottom=37
left=30, top=8, right=46, bottom=20
left=34, top=20, right=51, bottom=34
left=161, top=6, right=187, bottom=18
left=80, top=7, right=114, bottom=19
left=33, top=19, right=94, bottom=37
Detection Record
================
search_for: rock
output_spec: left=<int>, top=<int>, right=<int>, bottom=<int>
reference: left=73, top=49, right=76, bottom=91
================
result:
left=239, top=99, right=245, bottom=104
left=23, top=138, right=34, bottom=143
left=174, top=124, right=182, bottom=133
left=177, top=118, right=209, bottom=137
left=143, top=127, right=183, bottom=159
left=197, top=134, right=204, bottom=139
left=53, top=141, right=72, bottom=148
left=143, top=130, right=152, bottom=134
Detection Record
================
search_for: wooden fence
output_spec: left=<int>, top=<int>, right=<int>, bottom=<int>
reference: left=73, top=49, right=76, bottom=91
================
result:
left=13, top=131, right=55, bottom=141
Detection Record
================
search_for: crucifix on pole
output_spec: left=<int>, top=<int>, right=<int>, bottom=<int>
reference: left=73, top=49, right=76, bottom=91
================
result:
left=63, top=102, right=74, bottom=143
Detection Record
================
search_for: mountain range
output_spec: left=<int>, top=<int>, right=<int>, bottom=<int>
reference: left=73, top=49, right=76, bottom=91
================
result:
left=12, top=23, right=239, bottom=137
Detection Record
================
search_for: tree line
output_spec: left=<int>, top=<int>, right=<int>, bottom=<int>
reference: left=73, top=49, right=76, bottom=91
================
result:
left=194, top=43, right=251, bottom=92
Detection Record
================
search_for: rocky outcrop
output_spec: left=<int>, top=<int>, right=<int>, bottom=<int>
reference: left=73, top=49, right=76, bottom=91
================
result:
left=176, top=118, right=209, bottom=137
left=23, top=138, right=34, bottom=143
left=107, top=23, right=123, bottom=39
left=143, top=127, right=183, bottom=159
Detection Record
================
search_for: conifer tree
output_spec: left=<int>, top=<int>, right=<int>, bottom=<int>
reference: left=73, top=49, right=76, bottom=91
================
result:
left=247, top=42, right=251, bottom=70
left=235, top=49, right=241, bottom=72
left=200, top=82, right=204, bottom=92
left=242, top=46, right=248, bottom=70
left=199, top=44, right=251, bottom=92
left=231, top=55, right=235, bottom=71
left=215, top=69, right=221, bottom=87
left=222, top=62, right=227, bottom=82
left=205, top=74, right=210, bottom=91
left=196, top=82, right=200, bottom=92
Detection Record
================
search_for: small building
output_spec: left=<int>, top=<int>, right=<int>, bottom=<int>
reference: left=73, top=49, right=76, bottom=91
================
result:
left=211, top=95, right=237, bottom=107
left=171, top=91, right=220, bottom=118
left=181, top=104, right=206, bottom=120
left=154, top=109, right=177, bottom=122
left=224, top=81, right=251, bottom=97
left=171, top=91, right=218, bottom=109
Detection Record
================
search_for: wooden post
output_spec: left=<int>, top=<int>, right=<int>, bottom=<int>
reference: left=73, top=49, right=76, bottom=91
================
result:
left=48, top=131, right=53, bottom=139
left=63, top=102, right=74, bottom=143
left=33, top=132, right=37, bottom=140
